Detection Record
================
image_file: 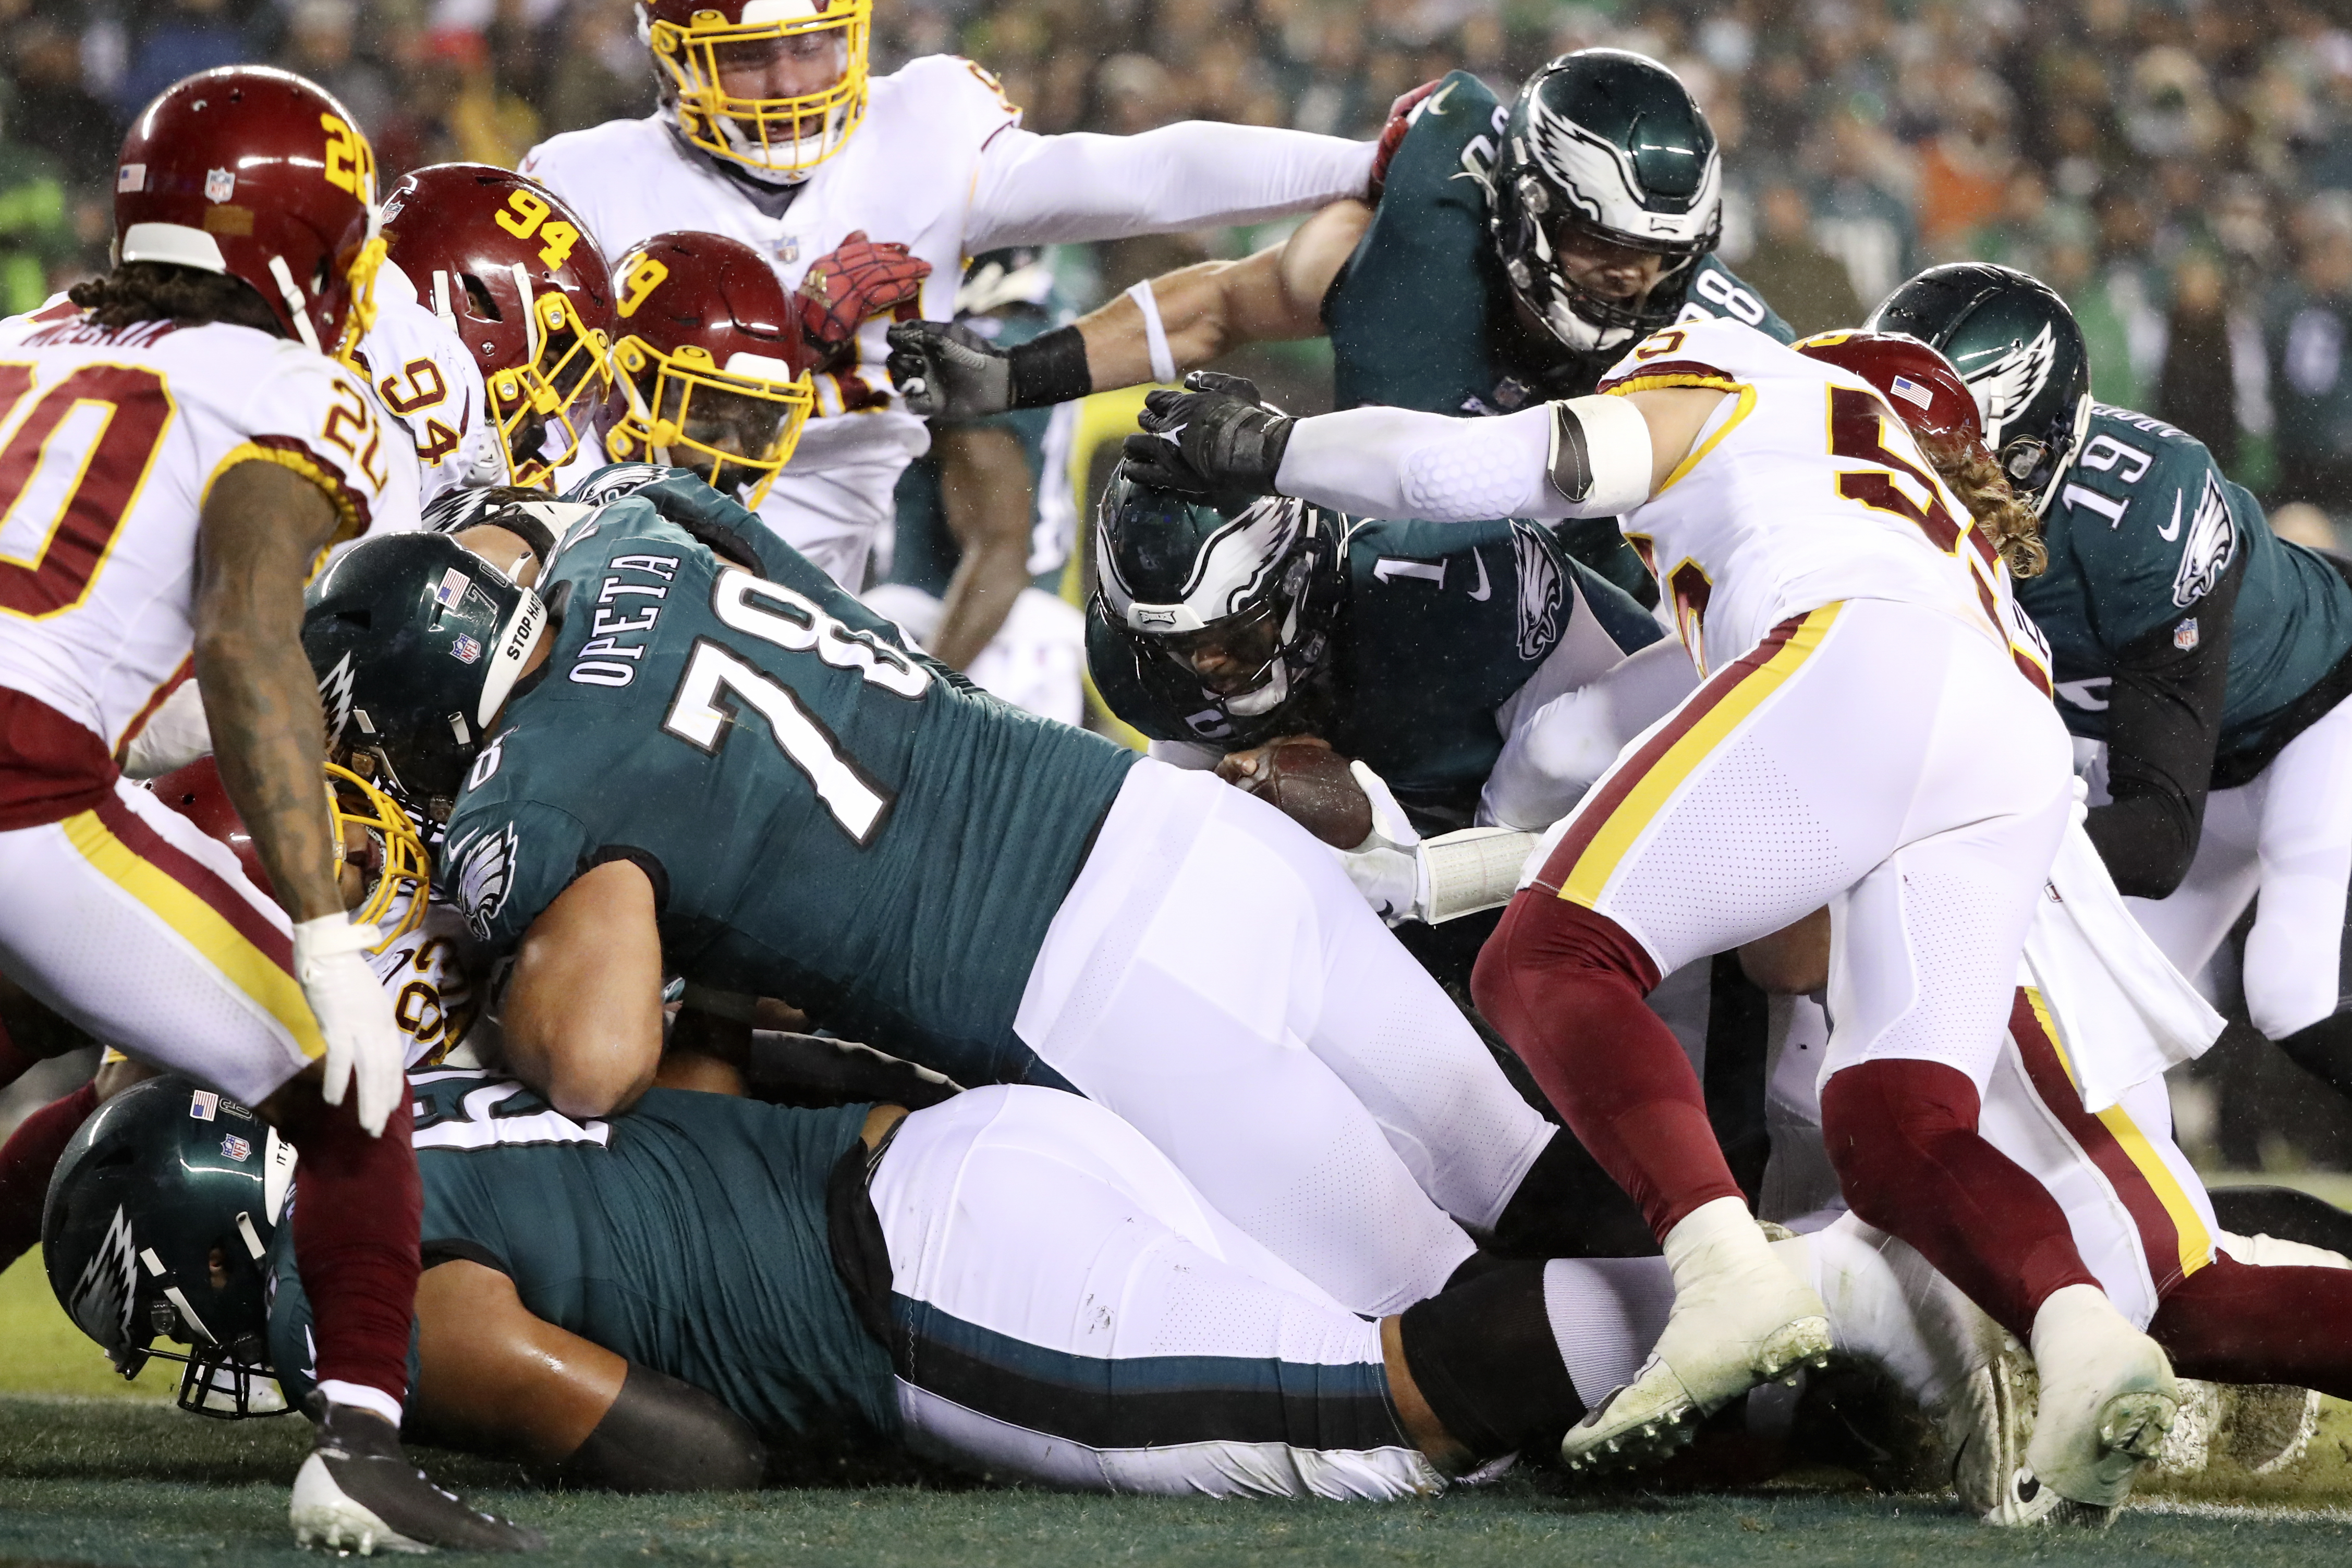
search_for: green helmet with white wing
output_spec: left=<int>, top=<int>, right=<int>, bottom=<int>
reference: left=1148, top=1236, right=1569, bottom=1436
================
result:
left=1867, top=263, right=2094, bottom=517
left=43, top=1076, right=297, bottom=1418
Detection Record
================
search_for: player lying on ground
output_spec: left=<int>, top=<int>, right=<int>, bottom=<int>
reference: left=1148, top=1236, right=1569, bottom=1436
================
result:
left=47, top=1068, right=2020, bottom=1508
left=1116, top=318, right=2177, bottom=1517
left=302, top=468, right=1646, bottom=1317
left=0, top=65, right=536, bottom=1552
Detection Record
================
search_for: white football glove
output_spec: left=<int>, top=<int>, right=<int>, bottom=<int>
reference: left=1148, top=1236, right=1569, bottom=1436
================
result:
left=1334, top=761, right=1427, bottom=926
left=291, top=914, right=403, bottom=1136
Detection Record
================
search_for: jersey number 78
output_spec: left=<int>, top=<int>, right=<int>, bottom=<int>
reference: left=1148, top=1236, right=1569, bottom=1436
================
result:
left=661, top=568, right=931, bottom=847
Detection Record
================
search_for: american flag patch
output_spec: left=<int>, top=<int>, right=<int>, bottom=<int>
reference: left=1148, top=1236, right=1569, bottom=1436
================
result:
left=434, top=567, right=471, bottom=608
left=1889, top=374, right=1933, bottom=410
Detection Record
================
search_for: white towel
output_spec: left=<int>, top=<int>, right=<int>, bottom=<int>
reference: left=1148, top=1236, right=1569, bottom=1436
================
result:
left=2020, top=821, right=2224, bottom=1112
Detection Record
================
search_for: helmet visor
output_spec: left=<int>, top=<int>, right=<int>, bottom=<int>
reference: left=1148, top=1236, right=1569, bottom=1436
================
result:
left=1153, top=601, right=1285, bottom=700
left=611, top=340, right=815, bottom=508
left=651, top=3, right=873, bottom=174
left=489, top=288, right=613, bottom=489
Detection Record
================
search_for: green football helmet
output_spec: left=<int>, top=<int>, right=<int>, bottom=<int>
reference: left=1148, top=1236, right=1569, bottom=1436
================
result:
left=1866, top=263, right=2093, bottom=517
left=1092, top=461, right=1344, bottom=748
left=43, top=1076, right=295, bottom=1418
left=303, top=530, right=547, bottom=819
left=1490, top=50, right=1724, bottom=357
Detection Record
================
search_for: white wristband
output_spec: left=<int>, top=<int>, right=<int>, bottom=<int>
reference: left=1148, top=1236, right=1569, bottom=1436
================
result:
left=1420, top=827, right=1543, bottom=924
left=1127, top=279, right=1177, bottom=385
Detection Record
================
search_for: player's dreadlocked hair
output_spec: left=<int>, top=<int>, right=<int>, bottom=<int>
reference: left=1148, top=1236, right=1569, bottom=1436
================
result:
left=67, top=263, right=282, bottom=336
left=1919, top=433, right=2048, bottom=579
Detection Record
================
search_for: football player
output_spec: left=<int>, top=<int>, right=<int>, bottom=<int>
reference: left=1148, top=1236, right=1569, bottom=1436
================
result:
left=517, top=0, right=1393, bottom=592
left=369, top=163, right=618, bottom=503
left=0, top=67, right=535, bottom=1551
left=1115, top=318, right=2198, bottom=1516
left=301, top=468, right=1695, bottom=1322
left=1869, top=265, right=2352, bottom=1110
left=887, top=49, right=1793, bottom=599
left=52, top=1067, right=2026, bottom=1512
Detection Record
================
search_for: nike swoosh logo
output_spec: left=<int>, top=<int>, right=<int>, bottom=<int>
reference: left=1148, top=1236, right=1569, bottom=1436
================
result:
left=2158, top=492, right=2182, bottom=542
left=1468, top=547, right=1491, bottom=601
left=1427, top=81, right=1457, bottom=117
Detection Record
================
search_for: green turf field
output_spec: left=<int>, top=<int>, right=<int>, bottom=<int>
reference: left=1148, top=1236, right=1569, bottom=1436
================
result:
left=8, top=1254, right=2352, bottom=1565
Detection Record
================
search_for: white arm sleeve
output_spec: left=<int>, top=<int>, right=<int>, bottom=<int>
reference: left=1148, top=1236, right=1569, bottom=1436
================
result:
left=1274, top=396, right=1653, bottom=522
left=1479, top=639, right=1701, bottom=830
left=966, top=123, right=1376, bottom=251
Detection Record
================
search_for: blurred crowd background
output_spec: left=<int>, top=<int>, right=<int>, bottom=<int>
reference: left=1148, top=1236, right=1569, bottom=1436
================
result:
left=6, top=0, right=2352, bottom=1175
left=15, top=0, right=2352, bottom=517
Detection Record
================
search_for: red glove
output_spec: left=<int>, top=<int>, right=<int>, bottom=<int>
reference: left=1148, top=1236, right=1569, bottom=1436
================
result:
left=1369, top=78, right=1447, bottom=203
left=797, top=230, right=932, bottom=360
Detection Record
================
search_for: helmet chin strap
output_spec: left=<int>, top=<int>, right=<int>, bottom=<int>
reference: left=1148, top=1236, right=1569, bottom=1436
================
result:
left=266, top=254, right=323, bottom=353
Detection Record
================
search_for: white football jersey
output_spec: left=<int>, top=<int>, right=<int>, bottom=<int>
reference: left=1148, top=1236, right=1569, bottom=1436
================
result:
left=368, top=889, right=483, bottom=1070
left=519, top=56, right=1025, bottom=584
left=1598, top=317, right=2052, bottom=690
left=354, top=261, right=498, bottom=509
left=0, top=301, right=419, bottom=759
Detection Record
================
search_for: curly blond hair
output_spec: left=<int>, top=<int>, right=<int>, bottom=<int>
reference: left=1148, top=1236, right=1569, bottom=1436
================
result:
left=1920, top=433, right=2048, bottom=579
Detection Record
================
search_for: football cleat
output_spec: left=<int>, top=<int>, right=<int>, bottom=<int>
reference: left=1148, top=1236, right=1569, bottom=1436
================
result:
left=291, top=1403, right=543, bottom=1555
left=1561, top=1198, right=1832, bottom=1472
left=1937, top=1329, right=2061, bottom=1526
left=2021, top=1284, right=2177, bottom=1516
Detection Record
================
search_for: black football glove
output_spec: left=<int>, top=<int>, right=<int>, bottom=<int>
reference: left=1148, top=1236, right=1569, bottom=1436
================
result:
left=885, top=320, right=1014, bottom=419
left=1118, top=372, right=1296, bottom=504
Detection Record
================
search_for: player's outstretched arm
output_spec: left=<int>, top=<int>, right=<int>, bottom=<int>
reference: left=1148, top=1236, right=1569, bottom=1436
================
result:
left=966, top=121, right=1376, bottom=255
left=503, top=859, right=666, bottom=1119
left=412, top=1258, right=766, bottom=1491
left=1120, top=379, right=1723, bottom=523
left=886, top=201, right=1367, bottom=419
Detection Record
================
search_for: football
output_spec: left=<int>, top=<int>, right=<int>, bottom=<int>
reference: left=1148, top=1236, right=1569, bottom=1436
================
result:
left=1222, top=740, right=1374, bottom=849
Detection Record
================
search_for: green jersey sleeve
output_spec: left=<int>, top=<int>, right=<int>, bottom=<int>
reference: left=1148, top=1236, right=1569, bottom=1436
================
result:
left=1681, top=256, right=1796, bottom=345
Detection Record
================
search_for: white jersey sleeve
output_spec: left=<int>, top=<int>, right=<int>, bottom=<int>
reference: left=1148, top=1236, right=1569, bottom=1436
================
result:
left=966, top=121, right=1378, bottom=252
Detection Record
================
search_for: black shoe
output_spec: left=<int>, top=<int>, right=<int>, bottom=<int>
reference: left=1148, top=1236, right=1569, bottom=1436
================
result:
left=290, top=1401, right=544, bottom=1553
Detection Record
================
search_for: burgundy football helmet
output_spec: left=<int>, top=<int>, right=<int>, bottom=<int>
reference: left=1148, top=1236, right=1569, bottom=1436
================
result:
left=114, top=66, right=384, bottom=356
left=147, top=756, right=429, bottom=944
left=380, top=163, right=617, bottom=489
left=1796, top=329, right=1987, bottom=456
left=600, top=230, right=815, bottom=506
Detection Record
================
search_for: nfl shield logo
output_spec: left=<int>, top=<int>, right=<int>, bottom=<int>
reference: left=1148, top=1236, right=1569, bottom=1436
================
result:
left=204, top=168, right=236, bottom=204
left=2174, top=618, right=2200, bottom=651
left=450, top=634, right=483, bottom=665
left=221, top=1134, right=252, bottom=1162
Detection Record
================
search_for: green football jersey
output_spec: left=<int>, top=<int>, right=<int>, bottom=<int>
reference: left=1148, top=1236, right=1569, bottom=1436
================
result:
left=1322, top=70, right=1790, bottom=603
left=440, top=470, right=1136, bottom=1087
left=1090, top=516, right=1663, bottom=833
left=269, top=1071, right=897, bottom=1448
left=2028, top=403, right=2352, bottom=773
